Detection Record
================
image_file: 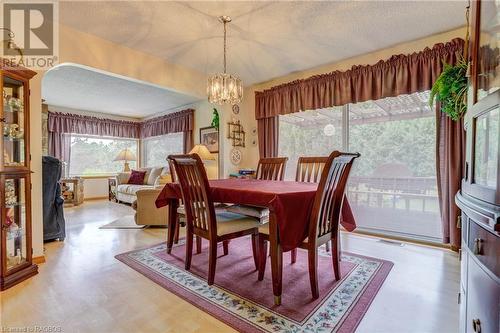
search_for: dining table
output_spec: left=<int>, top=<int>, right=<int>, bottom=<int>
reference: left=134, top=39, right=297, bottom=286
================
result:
left=155, top=178, right=357, bottom=305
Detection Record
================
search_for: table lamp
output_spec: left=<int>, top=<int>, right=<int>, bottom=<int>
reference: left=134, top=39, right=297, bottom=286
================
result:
left=114, top=148, right=136, bottom=172
left=189, top=144, right=216, bottom=161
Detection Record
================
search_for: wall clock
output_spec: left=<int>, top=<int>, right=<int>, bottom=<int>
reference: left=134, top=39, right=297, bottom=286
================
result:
left=230, top=148, right=242, bottom=165
left=232, top=104, right=240, bottom=115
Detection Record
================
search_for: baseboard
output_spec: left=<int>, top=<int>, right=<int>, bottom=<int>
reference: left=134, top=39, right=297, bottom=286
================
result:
left=84, top=196, right=108, bottom=201
left=33, top=255, right=46, bottom=264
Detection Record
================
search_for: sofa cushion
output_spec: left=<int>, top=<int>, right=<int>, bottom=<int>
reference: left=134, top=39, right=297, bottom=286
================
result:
left=128, top=170, right=147, bottom=185
left=147, top=167, right=164, bottom=185
left=117, top=184, right=152, bottom=195
left=138, top=167, right=153, bottom=184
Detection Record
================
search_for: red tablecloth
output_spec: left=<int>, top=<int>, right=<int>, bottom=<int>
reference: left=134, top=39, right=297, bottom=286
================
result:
left=155, top=179, right=356, bottom=251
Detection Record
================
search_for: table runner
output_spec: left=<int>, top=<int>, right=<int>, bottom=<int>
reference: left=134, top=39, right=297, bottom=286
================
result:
left=155, top=179, right=356, bottom=251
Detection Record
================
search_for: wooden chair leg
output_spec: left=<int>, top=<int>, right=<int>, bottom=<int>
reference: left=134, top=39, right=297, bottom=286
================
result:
left=196, top=235, right=202, bottom=254
left=325, top=240, right=330, bottom=252
left=222, top=240, right=229, bottom=255
left=257, top=236, right=267, bottom=281
left=290, top=248, right=297, bottom=264
left=308, top=247, right=319, bottom=299
left=251, top=234, right=259, bottom=270
left=185, top=230, right=193, bottom=270
left=332, top=236, right=340, bottom=281
left=208, top=240, right=218, bottom=285
left=174, top=217, right=180, bottom=244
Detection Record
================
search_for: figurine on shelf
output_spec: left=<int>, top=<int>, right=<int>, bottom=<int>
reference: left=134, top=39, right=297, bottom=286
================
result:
left=5, top=208, right=14, bottom=227
left=4, top=151, right=11, bottom=164
left=7, top=96, right=22, bottom=111
left=5, top=180, right=17, bottom=206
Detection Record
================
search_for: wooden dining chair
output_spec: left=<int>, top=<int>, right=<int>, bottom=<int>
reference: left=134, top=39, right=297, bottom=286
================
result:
left=255, top=157, right=288, bottom=181
left=290, top=156, right=329, bottom=264
left=169, top=154, right=261, bottom=285
left=257, top=151, right=360, bottom=299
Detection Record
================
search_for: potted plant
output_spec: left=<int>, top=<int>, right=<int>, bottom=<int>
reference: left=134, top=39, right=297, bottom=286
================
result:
left=429, top=59, right=468, bottom=121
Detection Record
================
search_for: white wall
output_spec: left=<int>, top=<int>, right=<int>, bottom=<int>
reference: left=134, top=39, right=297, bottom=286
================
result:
left=83, top=178, right=109, bottom=199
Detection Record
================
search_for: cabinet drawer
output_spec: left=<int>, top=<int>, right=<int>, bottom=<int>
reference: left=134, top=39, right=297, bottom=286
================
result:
left=466, top=258, right=499, bottom=333
left=468, top=220, right=500, bottom=277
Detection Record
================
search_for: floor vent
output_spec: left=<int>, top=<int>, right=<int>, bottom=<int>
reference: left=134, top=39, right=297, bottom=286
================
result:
left=377, top=239, right=404, bottom=246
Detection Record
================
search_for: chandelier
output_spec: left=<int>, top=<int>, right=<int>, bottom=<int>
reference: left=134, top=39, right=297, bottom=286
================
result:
left=207, top=16, right=243, bottom=105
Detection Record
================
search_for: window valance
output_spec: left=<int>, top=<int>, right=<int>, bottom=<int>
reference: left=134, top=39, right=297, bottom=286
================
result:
left=48, top=112, right=141, bottom=138
left=140, top=108, right=194, bottom=138
left=255, top=38, right=465, bottom=120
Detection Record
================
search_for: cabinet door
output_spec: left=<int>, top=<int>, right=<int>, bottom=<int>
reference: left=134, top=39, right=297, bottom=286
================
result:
left=1, top=74, right=29, bottom=170
left=466, top=257, right=500, bottom=333
left=1, top=175, right=31, bottom=274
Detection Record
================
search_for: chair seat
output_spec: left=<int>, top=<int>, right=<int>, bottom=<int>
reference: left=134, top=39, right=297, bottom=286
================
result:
left=216, top=212, right=260, bottom=236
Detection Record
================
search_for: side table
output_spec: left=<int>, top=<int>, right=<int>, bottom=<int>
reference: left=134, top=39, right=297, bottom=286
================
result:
left=108, top=177, right=117, bottom=202
left=60, top=177, right=84, bottom=206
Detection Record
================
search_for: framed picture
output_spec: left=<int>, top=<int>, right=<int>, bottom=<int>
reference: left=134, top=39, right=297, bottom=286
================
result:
left=199, top=126, right=219, bottom=153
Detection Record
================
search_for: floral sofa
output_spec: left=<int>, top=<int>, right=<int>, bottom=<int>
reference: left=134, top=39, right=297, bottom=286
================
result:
left=115, top=166, right=170, bottom=204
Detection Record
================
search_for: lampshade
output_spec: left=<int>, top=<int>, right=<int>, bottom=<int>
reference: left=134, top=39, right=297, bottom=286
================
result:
left=113, top=148, right=136, bottom=162
left=189, top=144, right=216, bottom=161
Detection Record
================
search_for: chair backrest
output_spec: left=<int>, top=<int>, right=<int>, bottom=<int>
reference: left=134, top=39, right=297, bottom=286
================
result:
left=296, top=156, right=329, bottom=183
left=167, top=158, right=178, bottom=183
left=168, top=154, right=216, bottom=238
left=255, top=157, right=288, bottom=181
left=308, top=151, right=360, bottom=242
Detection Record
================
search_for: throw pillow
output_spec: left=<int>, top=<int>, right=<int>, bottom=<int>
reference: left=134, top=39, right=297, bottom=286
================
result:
left=158, top=174, right=172, bottom=185
left=128, top=170, right=147, bottom=185
left=147, top=167, right=164, bottom=185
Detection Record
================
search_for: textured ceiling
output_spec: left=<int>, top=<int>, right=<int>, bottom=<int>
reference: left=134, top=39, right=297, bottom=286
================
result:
left=42, top=64, right=200, bottom=118
left=59, top=1, right=466, bottom=85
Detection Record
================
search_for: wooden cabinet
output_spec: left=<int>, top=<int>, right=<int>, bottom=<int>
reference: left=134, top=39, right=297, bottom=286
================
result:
left=0, top=64, right=37, bottom=290
left=456, top=1, right=500, bottom=330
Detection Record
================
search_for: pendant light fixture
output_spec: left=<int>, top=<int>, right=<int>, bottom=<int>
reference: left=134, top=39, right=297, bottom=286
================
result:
left=207, top=16, right=243, bottom=105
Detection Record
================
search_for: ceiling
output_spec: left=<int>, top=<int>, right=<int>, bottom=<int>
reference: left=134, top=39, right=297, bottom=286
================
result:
left=59, top=1, right=466, bottom=86
left=42, top=64, right=200, bottom=118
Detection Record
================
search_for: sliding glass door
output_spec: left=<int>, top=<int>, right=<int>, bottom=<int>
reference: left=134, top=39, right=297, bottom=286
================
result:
left=278, top=91, right=442, bottom=241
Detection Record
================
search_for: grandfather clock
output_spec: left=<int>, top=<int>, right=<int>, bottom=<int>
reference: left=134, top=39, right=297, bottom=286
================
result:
left=0, top=61, right=38, bottom=290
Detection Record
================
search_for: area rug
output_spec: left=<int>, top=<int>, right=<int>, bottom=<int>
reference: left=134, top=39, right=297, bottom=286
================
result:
left=99, top=215, right=145, bottom=229
left=116, top=237, right=393, bottom=333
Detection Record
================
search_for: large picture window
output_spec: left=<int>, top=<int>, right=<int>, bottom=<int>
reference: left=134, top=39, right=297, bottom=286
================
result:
left=142, top=132, right=184, bottom=167
left=279, top=91, right=442, bottom=241
left=69, top=135, right=138, bottom=176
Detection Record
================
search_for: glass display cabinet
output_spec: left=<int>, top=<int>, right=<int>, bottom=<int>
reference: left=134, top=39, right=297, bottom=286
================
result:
left=0, top=64, right=37, bottom=290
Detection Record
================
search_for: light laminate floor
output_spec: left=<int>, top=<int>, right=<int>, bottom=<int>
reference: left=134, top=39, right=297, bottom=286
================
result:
left=1, top=200, right=460, bottom=333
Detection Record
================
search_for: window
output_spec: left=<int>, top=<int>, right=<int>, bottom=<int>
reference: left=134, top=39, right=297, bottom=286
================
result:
left=69, top=135, right=138, bottom=176
left=142, top=132, right=184, bottom=167
left=279, top=91, right=442, bottom=241
left=279, top=106, right=343, bottom=180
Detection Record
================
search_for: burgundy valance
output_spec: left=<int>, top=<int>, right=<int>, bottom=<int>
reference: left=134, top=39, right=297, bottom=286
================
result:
left=48, top=112, right=141, bottom=138
left=141, top=109, right=194, bottom=138
left=255, top=38, right=465, bottom=120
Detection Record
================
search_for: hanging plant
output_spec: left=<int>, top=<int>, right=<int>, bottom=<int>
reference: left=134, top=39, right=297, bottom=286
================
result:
left=429, top=59, right=468, bottom=121
left=211, top=108, right=220, bottom=130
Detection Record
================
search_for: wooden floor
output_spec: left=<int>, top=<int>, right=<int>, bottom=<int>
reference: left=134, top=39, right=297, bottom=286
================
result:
left=1, top=200, right=460, bottom=332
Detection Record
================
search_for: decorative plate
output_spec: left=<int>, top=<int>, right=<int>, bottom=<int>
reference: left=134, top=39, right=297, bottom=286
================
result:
left=232, top=104, right=240, bottom=115
left=230, top=148, right=242, bottom=165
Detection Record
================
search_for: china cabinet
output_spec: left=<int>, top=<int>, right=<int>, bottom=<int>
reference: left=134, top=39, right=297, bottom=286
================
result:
left=0, top=63, right=37, bottom=290
left=455, top=1, right=499, bottom=332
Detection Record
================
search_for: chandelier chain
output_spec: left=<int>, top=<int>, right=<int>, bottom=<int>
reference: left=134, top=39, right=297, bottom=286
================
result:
left=223, top=20, right=227, bottom=74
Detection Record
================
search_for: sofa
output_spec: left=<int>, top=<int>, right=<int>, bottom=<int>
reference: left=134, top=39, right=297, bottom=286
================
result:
left=134, top=188, right=168, bottom=226
left=115, top=166, right=171, bottom=204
